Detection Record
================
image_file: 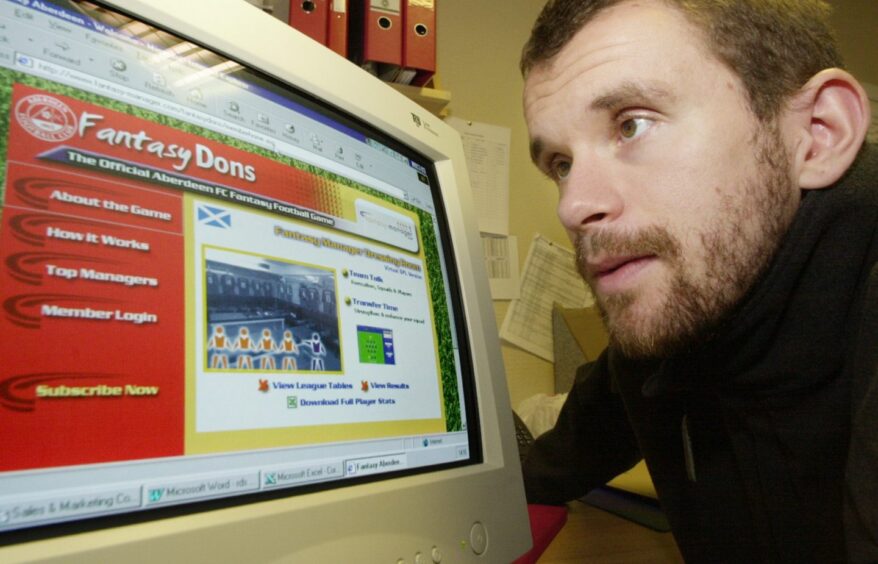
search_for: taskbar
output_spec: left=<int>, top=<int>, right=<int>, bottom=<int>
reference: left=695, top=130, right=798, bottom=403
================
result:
left=0, top=432, right=470, bottom=532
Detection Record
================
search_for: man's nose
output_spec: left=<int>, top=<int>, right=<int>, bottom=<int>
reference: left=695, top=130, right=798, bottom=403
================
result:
left=556, top=158, right=624, bottom=232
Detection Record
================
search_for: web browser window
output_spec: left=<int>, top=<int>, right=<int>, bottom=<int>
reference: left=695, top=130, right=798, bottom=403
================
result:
left=0, top=0, right=475, bottom=532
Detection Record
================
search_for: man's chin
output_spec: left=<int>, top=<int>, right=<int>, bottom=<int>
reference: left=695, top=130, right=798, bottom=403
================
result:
left=605, top=319, right=662, bottom=360
left=597, top=291, right=684, bottom=359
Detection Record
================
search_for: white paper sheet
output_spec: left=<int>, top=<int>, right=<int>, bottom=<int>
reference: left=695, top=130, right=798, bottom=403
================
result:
left=445, top=116, right=511, bottom=235
left=500, top=235, right=593, bottom=361
left=482, top=234, right=520, bottom=300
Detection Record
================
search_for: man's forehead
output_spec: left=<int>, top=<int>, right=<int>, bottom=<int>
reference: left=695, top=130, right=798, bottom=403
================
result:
left=525, top=0, right=707, bottom=88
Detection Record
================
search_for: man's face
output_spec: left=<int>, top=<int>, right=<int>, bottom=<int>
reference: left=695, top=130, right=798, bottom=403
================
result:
left=524, top=0, right=801, bottom=358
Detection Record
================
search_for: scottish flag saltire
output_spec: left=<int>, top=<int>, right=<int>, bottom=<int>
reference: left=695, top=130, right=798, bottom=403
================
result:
left=197, top=204, right=231, bottom=228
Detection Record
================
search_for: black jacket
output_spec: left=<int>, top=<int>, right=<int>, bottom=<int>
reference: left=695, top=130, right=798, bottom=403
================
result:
left=523, top=145, right=878, bottom=563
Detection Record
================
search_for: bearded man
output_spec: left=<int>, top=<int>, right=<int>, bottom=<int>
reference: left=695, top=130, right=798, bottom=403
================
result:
left=520, top=0, right=877, bottom=561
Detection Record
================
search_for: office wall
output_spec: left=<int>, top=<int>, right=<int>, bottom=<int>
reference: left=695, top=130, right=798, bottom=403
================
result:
left=436, top=0, right=878, bottom=410
left=831, top=0, right=878, bottom=86
left=437, top=1, right=563, bottom=409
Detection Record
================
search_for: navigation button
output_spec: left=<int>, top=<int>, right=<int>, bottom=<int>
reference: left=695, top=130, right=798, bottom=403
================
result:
left=144, top=72, right=173, bottom=97
left=15, top=53, right=34, bottom=69
left=187, top=88, right=204, bottom=104
left=223, top=101, right=245, bottom=123
left=310, top=132, right=325, bottom=152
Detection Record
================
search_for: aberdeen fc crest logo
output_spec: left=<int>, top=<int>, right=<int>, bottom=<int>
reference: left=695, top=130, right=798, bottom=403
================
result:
left=14, top=94, right=77, bottom=143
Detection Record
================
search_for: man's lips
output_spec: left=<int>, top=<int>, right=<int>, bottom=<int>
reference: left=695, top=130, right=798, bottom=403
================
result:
left=584, top=254, right=659, bottom=294
left=587, top=254, right=655, bottom=278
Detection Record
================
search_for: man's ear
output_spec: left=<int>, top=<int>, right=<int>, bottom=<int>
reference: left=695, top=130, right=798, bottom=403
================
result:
left=791, top=68, right=871, bottom=190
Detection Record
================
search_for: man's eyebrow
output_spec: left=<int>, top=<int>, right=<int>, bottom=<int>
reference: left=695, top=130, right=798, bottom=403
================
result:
left=529, top=137, right=545, bottom=165
left=590, top=80, right=676, bottom=112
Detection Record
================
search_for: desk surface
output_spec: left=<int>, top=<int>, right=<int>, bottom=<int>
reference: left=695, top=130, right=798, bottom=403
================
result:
left=537, top=501, right=684, bottom=563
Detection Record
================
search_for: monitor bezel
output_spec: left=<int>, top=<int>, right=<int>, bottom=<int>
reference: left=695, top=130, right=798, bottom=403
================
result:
left=0, top=0, right=531, bottom=560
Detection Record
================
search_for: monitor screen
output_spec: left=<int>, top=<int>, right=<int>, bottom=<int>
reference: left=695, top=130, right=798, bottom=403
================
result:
left=0, top=1, right=529, bottom=560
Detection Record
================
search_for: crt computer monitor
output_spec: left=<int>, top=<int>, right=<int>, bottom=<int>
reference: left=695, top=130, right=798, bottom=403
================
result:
left=0, top=0, right=531, bottom=561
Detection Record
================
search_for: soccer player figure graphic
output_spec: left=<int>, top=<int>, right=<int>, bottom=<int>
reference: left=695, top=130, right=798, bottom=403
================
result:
left=207, top=325, right=229, bottom=369
left=276, top=330, right=300, bottom=371
left=306, top=332, right=326, bottom=371
left=234, top=326, right=254, bottom=369
left=258, top=328, right=278, bottom=370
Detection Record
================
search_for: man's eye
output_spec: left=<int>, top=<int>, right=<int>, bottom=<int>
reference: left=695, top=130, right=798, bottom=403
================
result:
left=550, top=159, right=571, bottom=180
left=619, top=117, right=651, bottom=140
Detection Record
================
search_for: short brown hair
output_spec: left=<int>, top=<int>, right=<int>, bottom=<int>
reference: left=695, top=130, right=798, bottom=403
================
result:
left=520, top=0, right=842, bottom=122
